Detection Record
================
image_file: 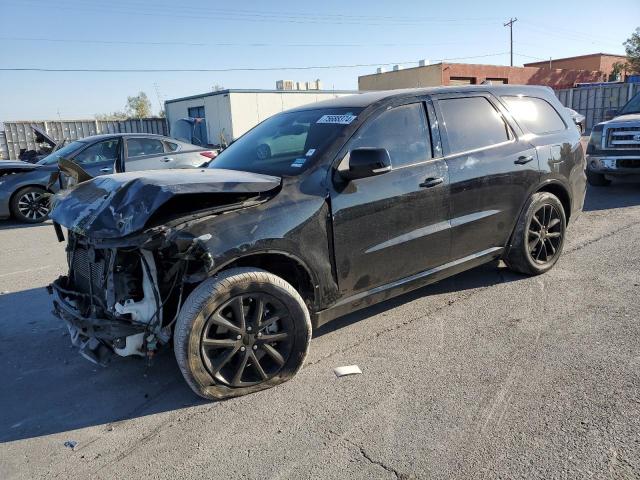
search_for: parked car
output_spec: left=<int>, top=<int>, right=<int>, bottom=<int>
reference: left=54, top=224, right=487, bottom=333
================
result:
left=48, top=85, right=586, bottom=399
left=585, top=90, right=640, bottom=186
left=18, top=126, right=61, bottom=163
left=567, top=108, right=586, bottom=134
left=0, top=133, right=216, bottom=223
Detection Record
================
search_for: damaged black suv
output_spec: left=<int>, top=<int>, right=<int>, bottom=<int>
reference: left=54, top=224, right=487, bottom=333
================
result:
left=49, top=86, right=586, bottom=399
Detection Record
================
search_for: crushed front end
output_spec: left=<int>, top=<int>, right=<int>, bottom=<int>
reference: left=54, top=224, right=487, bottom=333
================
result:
left=46, top=168, right=280, bottom=366
left=49, top=230, right=210, bottom=365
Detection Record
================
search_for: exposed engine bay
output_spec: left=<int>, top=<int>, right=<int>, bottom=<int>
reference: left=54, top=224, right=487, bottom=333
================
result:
left=49, top=230, right=213, bottom=365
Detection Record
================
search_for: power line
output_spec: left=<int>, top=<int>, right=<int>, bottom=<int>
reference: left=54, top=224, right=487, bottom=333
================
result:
left=0, top=36, right=491, bottom=49
left=7, top=0, right=501, bottom=26
left=0, top=52, right=511, bottom=73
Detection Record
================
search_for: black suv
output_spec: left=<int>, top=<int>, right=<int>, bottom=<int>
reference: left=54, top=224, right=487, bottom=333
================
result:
left=49, top=86, right=586, bottom=399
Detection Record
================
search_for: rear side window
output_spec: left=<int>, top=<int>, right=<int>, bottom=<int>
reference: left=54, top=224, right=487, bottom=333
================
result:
left=502, top=96, right=566, bottom=135
left=438, top=97, right=510, bottom=154
left=350, top=103, right=432, bottom=168
left=127, top=138, right=164, bottom=157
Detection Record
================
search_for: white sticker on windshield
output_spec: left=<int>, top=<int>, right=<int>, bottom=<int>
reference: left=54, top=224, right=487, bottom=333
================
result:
left=317, top=114, right=357, bottom=125
left=305, top=148, right=316, bottom=157
left=291, top=158, right=306, bottom=168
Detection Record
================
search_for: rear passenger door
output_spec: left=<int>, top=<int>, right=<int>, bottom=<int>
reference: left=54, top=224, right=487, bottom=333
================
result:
left=433, top=93, right=539, bottom=261
left=124, top=137, right=170, bottom=171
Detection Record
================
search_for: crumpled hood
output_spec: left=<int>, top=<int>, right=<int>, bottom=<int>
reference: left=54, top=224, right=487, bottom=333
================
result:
left=0, top=160, right=42, bottom=172
left=50, top=168, right=281, bottom=238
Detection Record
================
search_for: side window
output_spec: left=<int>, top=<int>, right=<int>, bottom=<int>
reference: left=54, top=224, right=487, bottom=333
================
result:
left=502, top=96, right=567, bottom=135
left=127, top=138, right=165, bottom=158
left=350, top=103, right=432, bottom=168
left=438, top=97, right=510, bottom=154
left=164, top=141, right=180, bottom=152
left=74, top=139, right=119, bottom=164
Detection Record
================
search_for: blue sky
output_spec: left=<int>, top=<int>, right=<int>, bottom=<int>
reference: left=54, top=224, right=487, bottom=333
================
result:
left=0, top=0, right=637, bottom=121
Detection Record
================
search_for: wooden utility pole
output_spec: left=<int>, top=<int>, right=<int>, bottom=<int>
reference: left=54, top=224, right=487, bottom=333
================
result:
left=503, top=18, right=518, bottom=66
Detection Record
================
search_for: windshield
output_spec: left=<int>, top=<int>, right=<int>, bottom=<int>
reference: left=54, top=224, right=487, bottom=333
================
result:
left=37, top=140, right=86, bottom=165
left=209, top=107, right=362, bottom=176
left=620, top=92, right=640, bottom=115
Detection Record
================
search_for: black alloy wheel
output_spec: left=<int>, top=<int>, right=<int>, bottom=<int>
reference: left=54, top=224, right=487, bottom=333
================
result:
left=174, top=268, right=311, bottom=400
left=200, top=293, right=293, bottom=387
left=505, top=192, right=566, bottom=276
left=527, top=204, right=563, bottom=265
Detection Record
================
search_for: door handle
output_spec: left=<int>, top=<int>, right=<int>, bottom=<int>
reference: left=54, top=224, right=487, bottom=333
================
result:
left=100, top=167, right=112, bottom=172
left=514, top=155, right=534, bottom=165
left=162, top=157, right=174, bottom=162
left=419, top=177, right=444, bottom=188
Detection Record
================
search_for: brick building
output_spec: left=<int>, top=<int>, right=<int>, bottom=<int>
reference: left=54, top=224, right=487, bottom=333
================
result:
left=358, top=62, right=608, bottom=91
left=524, top=53, right=627, bottom=79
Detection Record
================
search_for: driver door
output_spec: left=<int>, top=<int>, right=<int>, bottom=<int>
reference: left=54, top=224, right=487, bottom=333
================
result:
left=330, top=101, right=451, bottom=295
left=71, top=138, right=120, bottom=177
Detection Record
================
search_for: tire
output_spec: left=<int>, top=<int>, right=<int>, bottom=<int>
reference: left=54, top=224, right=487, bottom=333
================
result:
left=505, top=192, right=566, bottom=276
left=586, top=170, right=611, bottom=187
left=10, top=186, right=50, bottom=223
left=174, top=267, right=312, bottom=400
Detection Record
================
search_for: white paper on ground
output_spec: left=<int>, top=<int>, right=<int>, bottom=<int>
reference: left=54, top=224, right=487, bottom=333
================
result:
left=333, top=365, right=362, bottom=377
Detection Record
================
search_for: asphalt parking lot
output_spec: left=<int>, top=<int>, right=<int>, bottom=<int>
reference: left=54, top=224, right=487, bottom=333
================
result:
left=1, top=181, right=639, bottom=479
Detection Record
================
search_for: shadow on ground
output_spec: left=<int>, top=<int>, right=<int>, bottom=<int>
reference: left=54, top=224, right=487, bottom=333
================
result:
left=0, top=219, right=52, bottom=230
left=583, top=181, right=640, bottom=212
left=315, top=261, right=524, bottom=337
left=0, top=287, right=205, bottom=444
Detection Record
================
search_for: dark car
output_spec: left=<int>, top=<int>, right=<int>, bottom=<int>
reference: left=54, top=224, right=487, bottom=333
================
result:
left=0, top=133, right=216, bottom=223
left=585, top=90, right=640, bottom=186
left=48, top=85, right=586, bottom=399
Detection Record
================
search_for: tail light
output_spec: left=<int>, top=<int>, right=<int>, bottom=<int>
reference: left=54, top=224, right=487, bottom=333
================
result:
left=200, top=151, right=217, bottom=159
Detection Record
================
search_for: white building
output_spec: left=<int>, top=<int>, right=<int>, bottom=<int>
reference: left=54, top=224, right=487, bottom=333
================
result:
left=165, top=88, right=356, bottom=147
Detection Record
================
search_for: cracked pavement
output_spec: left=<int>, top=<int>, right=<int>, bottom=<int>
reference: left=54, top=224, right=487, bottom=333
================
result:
left=1, top=181, right=639, bottom=479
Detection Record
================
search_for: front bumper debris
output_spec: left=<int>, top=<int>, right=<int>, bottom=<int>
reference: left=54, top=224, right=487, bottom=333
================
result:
left=49, top=277, right=148, bottom=365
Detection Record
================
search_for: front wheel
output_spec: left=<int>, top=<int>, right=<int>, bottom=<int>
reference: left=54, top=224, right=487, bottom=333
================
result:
left=10, top=186, right=50, bottom=223
left=174, top=268, right=311, bottom=400
left=505, top=192, right=566, bottom=276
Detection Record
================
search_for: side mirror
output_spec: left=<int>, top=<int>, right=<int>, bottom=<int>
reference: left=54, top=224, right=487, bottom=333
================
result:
left=341, top=148, right=391, bottom=181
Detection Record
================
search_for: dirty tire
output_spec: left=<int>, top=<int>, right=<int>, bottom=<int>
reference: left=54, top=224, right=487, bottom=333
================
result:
left=174, top=267, right=311, bottom=400
left=586, top=170, right=611, bottom=187
left=10, top=186, right=50, bottom=223
left=505, top=192, right=566, bottom=276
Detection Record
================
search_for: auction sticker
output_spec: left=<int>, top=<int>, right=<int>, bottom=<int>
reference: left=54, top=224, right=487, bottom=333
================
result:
left=317, top=114, right=357, bottom=125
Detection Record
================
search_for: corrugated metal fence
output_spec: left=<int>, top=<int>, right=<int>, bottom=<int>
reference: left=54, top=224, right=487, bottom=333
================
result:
left=555, top=83, right=640, bottom=133
left=0, top=118, right=168, bottom=160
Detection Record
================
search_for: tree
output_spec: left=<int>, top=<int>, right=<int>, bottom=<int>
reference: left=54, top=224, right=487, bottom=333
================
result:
left=95, top=111, right=128, bottom=120
left=125, top=92, right=152, bottom=118
left=623, top=27, right=640, bottom=74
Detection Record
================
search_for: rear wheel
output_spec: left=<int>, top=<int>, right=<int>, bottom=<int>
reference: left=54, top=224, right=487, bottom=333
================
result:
left=10, top=186, right=50, bottom=223
left=586, top=170, right=611, bottom=187
left=174, top=268, right=311, bottom=400
left=505, top=192, right=566, bottom=276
